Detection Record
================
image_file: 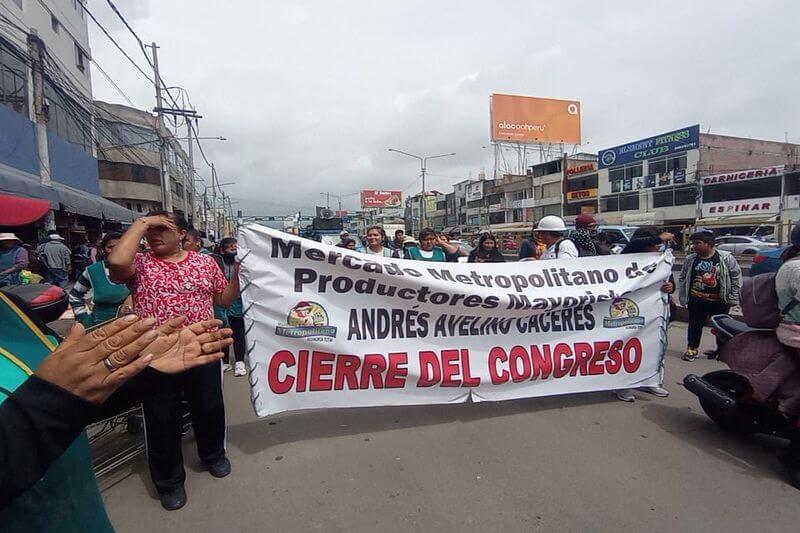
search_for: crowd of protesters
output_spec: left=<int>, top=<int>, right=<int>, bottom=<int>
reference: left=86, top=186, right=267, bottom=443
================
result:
left=0, top=208, right=760, bottom=523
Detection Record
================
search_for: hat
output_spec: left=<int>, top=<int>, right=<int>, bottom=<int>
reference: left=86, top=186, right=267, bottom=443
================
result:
left=534, top=215, right=567, bottom=233
left=47, top=233, right=64, bottom=241
left=402, top=236, right=418, bottom=245
left=0, top=232, right=21, bottom=242
left=575, top=213, right=596, bottom=229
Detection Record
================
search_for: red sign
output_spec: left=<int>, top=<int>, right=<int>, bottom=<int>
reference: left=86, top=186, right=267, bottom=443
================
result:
left=361, top=190, right=403, bottom=209
left=701, top=165, right=783, bottom=186
left=566, top=163, right=596, bottom=177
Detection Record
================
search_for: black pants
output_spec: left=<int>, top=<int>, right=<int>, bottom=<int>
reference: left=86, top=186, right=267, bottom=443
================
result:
left=223, top=315, right=246, bottom=364
left=143, top=359, right=225, bottom=493
left=687, top=298, right=730, bottom=349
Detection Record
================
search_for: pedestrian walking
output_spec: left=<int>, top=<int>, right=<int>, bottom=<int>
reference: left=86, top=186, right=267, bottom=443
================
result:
left=614, top=229, right=674, bottom=402
left=107, top=211, right=241, bottom=511
left=217, top=238, right=247, bottom=377
left=0, top=233, right=28, bottom=287
left=36, top=233, right=71, bottom=288
left=534, top=216, right=578, bottom=260
left=678, top=230, right=742, bottom=361
left=468, top=233, right=505, bottom=263
left=68, top=232, right=130, bottom=328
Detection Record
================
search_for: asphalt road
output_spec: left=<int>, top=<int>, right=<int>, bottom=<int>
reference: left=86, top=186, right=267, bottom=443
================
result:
left=102, top=323, right=799, bottom=532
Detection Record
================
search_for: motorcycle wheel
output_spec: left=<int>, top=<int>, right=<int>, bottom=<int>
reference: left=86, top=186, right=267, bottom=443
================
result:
left=699, top=370, right=759, bottom=435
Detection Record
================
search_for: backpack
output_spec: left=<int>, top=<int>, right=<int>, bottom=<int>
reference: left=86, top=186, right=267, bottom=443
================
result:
left=739, top=273, right=782, bottom=329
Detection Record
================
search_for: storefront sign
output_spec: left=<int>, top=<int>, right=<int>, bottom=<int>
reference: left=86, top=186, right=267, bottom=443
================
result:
left=466, top=181, right=484, bottom=202
left=701, top=165, right=784, bottom=186
left=566, top=163, right=596, bottom=177
left=361, top=190, right=403, bottom=209
left=701, top=196, right=781, bottom=217
left=598, top=125, right=700, bottom=169
left=566, top=188, right=598, bottom=201
left=238, top=225, right=672, bottom=417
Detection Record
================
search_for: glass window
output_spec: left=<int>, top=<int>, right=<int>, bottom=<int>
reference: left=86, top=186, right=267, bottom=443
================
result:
left=0, top=40, right=29, bottom=116
left=702, top=177, right=780, bottom=203
left=600, top=196, right=619, bottom=212
left=609, top=168, right=624, bottom=182
left=44, top=78, right=92, bottom=152
left=75, top=42, right=86, bottom=73
left=667, top=155, right=687, bottom=172
left=542, top=182, right=561, bottom=198
left=675, top=185, right=696, bottom=205
left=51, top=16, right=59, bottom=33
left=625, top=163, right=643, bottom=180
left=648, top=158, right=667, bottom=175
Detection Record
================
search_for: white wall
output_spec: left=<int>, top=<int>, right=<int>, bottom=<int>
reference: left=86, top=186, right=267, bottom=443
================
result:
left=2, top=0, right=92, bottom=97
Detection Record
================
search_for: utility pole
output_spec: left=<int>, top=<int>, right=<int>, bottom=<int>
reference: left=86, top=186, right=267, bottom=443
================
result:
left=27, top=31, right=51, bottom=187
left=211, top=163, right=218, bottom=239
left=185, top=118, right=195, bottom=224
left=149, top=42, right=172, bottom=211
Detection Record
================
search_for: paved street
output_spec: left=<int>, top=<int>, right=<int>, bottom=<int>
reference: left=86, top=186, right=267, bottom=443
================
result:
left=102, top=323, right=799, bottom=532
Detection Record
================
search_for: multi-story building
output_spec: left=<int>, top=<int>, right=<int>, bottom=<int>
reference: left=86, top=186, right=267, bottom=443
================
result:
left=596, top=125, right=800, bottom=230
left=94, top=101, right=195, bottom=222
left=404, top=191, right=440, bottom=236
left=0, top=0, right=131, bottom=244
left=563, top=154, right=598, bottom=224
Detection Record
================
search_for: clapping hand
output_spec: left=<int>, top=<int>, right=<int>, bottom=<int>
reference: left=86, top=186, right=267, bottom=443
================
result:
left=143, top=317, right=233, bottom=374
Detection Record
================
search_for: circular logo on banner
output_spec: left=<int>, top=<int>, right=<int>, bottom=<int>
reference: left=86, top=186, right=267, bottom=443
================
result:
left=567, top=103, right=579, bottom=115
left=276, top=301, right=337, bottom=340
left=601, top=150, right=617, bottom=167
left=603, top=298, right=646, bottom=328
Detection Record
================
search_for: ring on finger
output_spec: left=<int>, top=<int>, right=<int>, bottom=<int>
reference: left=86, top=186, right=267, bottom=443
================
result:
left=103, top=356, right=119, bottom=372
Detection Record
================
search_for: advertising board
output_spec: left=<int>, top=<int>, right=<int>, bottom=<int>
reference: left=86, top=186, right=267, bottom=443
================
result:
left=701, top=165, right=784, bottom=186
left=701, top=196, right=780, bottom=217
left=491, top=94, right=581, bottom=144
left=598, top=125, right=699, bottom=169
left=361, top=190, right=403, bottom=209
left=466, top=181, right=484, bottom=202
left=566, top=188, right=598, bottom=201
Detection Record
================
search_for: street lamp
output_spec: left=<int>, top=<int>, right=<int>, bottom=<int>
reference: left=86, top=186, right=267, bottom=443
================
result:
left=388, top=148, right=455, bottom=229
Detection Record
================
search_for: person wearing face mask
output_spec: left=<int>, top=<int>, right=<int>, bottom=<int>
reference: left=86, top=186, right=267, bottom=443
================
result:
left=217, top=238, right=247, bottom=377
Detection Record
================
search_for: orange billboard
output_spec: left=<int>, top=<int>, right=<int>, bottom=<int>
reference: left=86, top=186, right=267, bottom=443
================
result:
left=491, top=94, right=581, bottom=144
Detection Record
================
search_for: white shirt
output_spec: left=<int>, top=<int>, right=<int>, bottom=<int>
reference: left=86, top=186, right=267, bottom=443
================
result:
left=418, top=249, right=434, bottom=259
left=541, top=239, right=578, bottom=260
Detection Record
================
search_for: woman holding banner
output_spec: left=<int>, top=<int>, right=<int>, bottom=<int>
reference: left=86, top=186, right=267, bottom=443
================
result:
left=357, top=226, right=396, bottom=257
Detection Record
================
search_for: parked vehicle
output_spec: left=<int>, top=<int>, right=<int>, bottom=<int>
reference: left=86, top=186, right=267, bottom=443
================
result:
left=684, top=315, right=799, bottom=441
left=750, top=246, right=787, bottom=276
left=566, top=225, right=639, bottom=254
left=715, top=235, right=779, bottom=255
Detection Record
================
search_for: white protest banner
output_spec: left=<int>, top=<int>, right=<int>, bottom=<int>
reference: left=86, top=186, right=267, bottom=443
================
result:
left=238, top=225, right=673, bottom=417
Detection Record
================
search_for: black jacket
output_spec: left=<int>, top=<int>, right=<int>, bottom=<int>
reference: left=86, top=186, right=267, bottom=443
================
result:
left=0, top=368, right=169, bottom=509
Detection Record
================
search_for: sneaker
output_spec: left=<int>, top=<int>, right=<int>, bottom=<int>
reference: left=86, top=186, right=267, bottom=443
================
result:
left=222, top=363, right=233, bottom=373
left=682, top=348, right=700, bottom=361
left=159, top=486, right=187, bottom=511
left=615, top=389, right=636, bottom=402
left=207, top=456, right=231, bottom=478
left=640, top=386, right=669, bottom=397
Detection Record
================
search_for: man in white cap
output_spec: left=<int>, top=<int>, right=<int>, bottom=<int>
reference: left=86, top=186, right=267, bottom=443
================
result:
left=0, top=233, right=28, bottom=287
left=534, top=216, right=578, bottom=260
left=36, top=233, right=71, bottom=288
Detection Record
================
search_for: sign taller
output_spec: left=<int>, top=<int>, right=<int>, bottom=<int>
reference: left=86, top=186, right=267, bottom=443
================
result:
left=491, top=94, right=582, bottom=144
left=598, top=125, right=700, bottom=169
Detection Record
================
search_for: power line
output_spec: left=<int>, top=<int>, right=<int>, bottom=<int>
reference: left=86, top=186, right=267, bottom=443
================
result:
left=77, top=0, right=154, bottom=85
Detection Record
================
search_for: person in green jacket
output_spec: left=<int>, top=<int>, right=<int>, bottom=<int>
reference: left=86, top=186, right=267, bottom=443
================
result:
left=403, top=228, right=463, bottom=262
left=68, top=233, right=131, bottom=327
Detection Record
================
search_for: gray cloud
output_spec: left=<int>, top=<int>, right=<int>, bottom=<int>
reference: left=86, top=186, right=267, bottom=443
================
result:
left=88, top=0, right=800, bottom=215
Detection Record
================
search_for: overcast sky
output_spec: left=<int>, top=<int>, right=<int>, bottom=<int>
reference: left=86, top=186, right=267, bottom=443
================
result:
left=87, top=0, right=800, bottom=215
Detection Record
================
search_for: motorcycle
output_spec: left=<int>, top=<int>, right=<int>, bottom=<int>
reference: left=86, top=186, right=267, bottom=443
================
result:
left=683, top=314, right=799, bottom=439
